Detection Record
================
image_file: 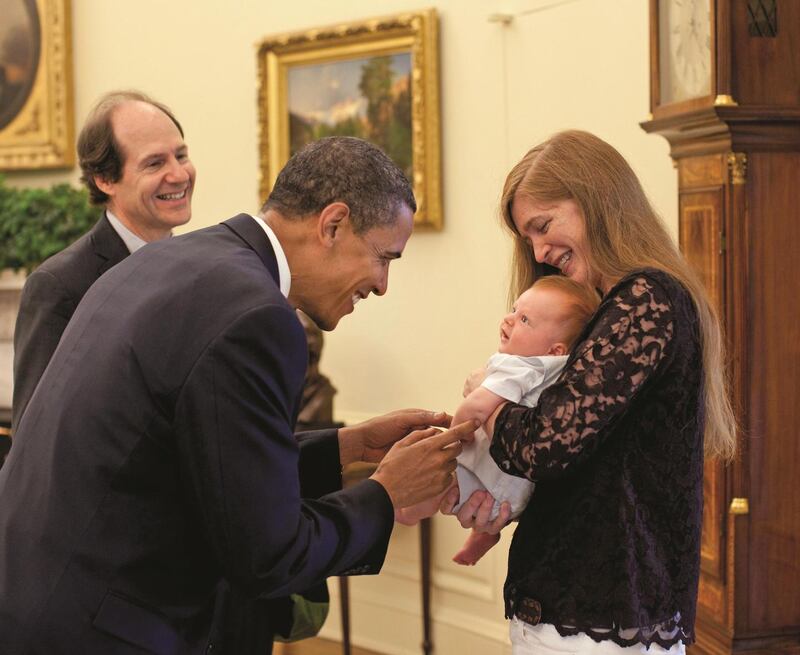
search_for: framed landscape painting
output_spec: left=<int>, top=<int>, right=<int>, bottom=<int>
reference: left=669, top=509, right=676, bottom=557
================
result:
left=257, top=10, right=442, bottom=229
left=0, top=0, right=74, bottom=170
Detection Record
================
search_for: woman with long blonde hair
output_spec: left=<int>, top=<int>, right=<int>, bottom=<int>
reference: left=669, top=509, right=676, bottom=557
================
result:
left=449, top=130, right=736, bottom=654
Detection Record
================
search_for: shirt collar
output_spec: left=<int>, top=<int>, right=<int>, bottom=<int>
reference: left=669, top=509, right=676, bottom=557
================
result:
left=105, top=210, right=150, bottom=254
left=250, top=214, right=291, bottom=298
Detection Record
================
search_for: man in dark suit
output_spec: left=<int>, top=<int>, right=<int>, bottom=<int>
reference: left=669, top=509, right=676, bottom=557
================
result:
left=0, top=136, right=469, bottom=654
left=11, top=90, right=195, bottom=434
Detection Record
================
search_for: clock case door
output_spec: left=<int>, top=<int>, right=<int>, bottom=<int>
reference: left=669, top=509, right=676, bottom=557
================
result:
left=676, top=155, right=740, bottom=652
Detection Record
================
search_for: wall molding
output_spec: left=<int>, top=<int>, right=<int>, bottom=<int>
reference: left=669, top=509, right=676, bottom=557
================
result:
left=321, top=581, right=511, bottom=655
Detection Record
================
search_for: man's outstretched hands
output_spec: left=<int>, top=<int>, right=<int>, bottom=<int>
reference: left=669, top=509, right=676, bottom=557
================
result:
left=338, top=409, right=454, bottom=467
left=370, top=420, right=477, bottom=510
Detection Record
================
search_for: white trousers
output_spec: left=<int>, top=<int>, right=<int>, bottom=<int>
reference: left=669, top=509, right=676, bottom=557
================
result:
left=509, top=618, right=686, bottom=655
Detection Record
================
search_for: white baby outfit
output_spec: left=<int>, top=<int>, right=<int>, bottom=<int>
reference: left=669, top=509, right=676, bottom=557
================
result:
left=454, top=353, right=567, bottom=520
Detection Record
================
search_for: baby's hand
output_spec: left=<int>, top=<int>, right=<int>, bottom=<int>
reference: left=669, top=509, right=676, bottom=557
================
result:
left=463, top=367, right=488, bottom=397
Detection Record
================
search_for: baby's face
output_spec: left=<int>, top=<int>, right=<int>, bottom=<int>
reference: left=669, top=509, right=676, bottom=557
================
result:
left=498, top=286, right=571, bottom=357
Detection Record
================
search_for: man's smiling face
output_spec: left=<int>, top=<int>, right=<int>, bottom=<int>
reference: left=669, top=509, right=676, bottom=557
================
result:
left=299, top=204, right=414, bottom=331
left=99, top=100, right=195, bottom=241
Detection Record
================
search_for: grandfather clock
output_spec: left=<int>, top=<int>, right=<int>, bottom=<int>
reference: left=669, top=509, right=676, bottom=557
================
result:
left=641, top=1, right=800, bottom=654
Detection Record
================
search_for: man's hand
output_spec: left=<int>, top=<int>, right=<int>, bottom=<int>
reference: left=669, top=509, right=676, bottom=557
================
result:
left=338, top=409, right=453, bottom=467
left=370, top=420, right=477, bottom=509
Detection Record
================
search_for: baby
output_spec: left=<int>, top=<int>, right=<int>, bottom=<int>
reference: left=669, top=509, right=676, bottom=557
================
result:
left=396, top=276, right=600, bottom=565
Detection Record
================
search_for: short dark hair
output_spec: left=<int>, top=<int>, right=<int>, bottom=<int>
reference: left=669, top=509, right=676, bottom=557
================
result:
left=262, top=136, right=416, bottom=234
left=77, top=90, right=184, bottom=205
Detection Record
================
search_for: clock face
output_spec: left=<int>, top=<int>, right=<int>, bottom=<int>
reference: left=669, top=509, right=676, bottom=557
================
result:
left=659, top=0, right=712, bottom=105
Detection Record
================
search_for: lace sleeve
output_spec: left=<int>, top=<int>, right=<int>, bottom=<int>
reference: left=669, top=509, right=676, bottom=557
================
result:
left=490, top=275, right=676, bottom=481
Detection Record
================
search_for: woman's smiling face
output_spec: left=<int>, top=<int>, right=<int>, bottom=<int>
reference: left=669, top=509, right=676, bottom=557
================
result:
left=511, top=194, right=602, bottom=291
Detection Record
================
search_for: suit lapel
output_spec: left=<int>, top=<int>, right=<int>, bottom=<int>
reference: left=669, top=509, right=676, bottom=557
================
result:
left=91, top=212, right=131, bottom=276
left=222, top=214, right=281, bottom=286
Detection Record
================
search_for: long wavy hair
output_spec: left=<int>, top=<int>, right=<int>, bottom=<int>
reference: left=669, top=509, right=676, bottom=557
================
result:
left=500, top=130, right=736, bottom=460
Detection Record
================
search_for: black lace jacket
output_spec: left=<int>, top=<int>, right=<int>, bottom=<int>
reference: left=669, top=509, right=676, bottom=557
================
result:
left=490, top=269, right=704, bottom=649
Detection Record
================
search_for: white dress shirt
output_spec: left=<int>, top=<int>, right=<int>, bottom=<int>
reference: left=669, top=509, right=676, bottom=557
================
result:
left=250, top=213, right=291, bottom=298
left=106, top=211, right=149, bottom=254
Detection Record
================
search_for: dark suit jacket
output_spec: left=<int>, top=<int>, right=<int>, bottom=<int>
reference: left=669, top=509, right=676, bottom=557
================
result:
left=11, top=212, right=129, bottom=433
left=0, top=214, right=394, bottom=655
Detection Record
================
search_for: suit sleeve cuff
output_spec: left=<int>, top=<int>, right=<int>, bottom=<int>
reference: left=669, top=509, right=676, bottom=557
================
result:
left=296, top=428, right=342, bottom=498
left=332, top=478, right=394, bottom=576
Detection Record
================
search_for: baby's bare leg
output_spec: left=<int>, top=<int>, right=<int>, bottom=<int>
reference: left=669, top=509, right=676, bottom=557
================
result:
left=452, top=529, right=502, bottom=565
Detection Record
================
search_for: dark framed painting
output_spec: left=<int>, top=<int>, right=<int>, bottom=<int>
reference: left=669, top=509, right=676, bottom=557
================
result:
left=0, top=0, right=74, bottom=170
left=257, top=10, right=442, bottom=229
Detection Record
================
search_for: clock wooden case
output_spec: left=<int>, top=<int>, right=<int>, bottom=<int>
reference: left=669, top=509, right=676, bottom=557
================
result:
left=642, top=1, right=800, bottom=654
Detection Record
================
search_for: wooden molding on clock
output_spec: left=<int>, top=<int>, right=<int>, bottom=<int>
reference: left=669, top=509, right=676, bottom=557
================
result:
left=725, top=153, right=746, bottom=185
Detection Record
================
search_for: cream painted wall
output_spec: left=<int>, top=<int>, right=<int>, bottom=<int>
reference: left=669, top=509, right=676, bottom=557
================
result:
left=5, top=0, right=678, bottom=653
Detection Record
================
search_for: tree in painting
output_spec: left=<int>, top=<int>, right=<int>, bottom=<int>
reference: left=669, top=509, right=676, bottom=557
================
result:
left=359, top=57, right=412, bottom=177
left=288, top=54, right=412, bottom=180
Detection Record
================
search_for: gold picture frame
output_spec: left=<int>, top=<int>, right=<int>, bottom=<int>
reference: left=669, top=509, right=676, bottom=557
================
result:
left=0, top=0, right=74, bottom=170
left=257, top=9, right=442, bottom=230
